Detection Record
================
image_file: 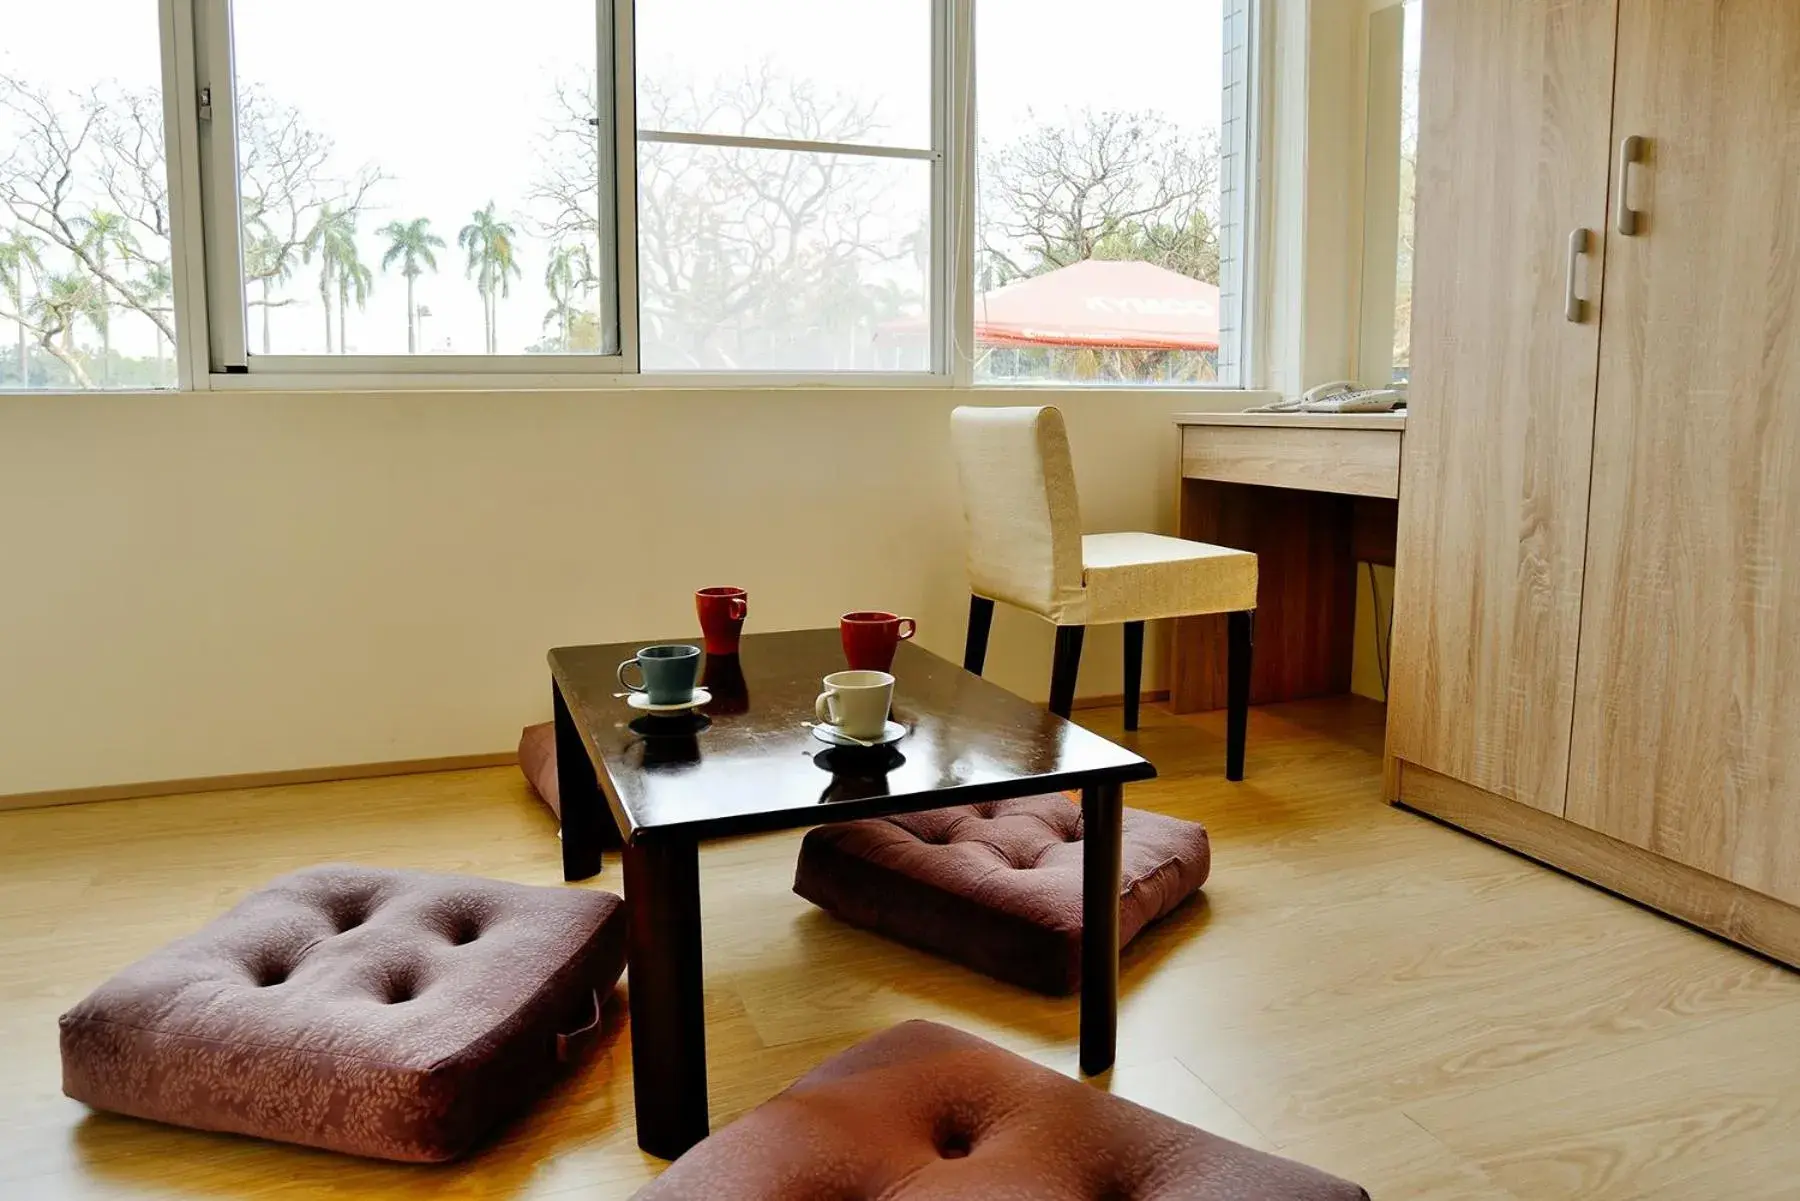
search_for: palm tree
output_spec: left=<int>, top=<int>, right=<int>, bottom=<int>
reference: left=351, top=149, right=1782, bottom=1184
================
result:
left=378, top=218, right=445, bottom=354
left=458, top=203, right=522, bottom=354
left=542, top=244, right=592, bottom=351
left=73, top=210, right=139, bottom=385
left=30, top=271, right=104, bottom=387
left=130, top=262, right=175, bottom=376
left=335, top=256, right=374, bottom=352
left=304, top=205, right=369, bottom=354
left=244, top=230, right=296, bottom=355
left=0, top=229, right=43, bottom=386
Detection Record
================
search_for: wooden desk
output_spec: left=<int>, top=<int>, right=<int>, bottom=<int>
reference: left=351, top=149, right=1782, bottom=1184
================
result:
left=1171, top=412, right=1404, bottom=712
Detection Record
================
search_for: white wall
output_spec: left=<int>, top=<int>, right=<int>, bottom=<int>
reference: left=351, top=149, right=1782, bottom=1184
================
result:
left=0, top=387, right=1240, bottom=795
left=0, top=0, right=1400, bottom=797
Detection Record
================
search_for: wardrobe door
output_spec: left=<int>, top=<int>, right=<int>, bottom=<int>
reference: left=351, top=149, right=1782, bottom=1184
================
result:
left=1387, top=0, right=1617, bottom=813
left=1567, top=0, right=1800, bottom=904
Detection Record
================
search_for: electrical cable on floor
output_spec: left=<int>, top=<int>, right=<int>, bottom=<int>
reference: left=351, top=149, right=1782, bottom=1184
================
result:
left=1366, top=561, right=1391, bottom=700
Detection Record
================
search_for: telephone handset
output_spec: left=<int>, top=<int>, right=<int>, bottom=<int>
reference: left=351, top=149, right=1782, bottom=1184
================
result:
left=1248, top=380, right=1408, bottom=415
left=1297, top=380, right=1406, bottom=413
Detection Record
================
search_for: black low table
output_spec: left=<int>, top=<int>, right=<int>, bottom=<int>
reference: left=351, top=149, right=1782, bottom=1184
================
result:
left=549, top=629, right=1156, bottom=1159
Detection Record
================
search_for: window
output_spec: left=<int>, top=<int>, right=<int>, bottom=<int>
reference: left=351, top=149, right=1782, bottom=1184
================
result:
left=1356, top=0, right=1417, bottom=389
left=198, top=0, right=622, bottom=372
left=12, top=0, right=1261, bottom=387
left=1, top=0, right=178, bottom=390
left=633, top=0, right=938, bottom=372
left=1393, top=0, right=1420, bottom=384
left=974, top=0, right=1252, bottom=386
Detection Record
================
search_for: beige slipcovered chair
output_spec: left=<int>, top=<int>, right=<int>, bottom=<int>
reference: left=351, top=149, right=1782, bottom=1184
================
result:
left=950, top=405, right=1258, bottom=778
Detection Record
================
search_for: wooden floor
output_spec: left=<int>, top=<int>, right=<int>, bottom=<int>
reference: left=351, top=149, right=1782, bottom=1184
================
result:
left=4, top=697, right=1797, bottom=1200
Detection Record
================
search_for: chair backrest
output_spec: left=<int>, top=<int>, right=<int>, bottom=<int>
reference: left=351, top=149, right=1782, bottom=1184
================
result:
left=949, top=405, right=1085, bottom=621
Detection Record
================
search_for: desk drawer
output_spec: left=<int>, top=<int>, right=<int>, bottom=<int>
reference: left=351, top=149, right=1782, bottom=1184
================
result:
left=1181, top=425, right=1402, bottom=498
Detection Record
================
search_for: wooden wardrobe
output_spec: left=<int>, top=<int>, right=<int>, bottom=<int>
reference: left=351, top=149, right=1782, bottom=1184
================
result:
left=1387, top=0, right=1800, bottom=966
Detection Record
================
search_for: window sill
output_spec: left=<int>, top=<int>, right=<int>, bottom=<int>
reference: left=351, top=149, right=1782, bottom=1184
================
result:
left=6, top=379, right=1266, bottom=401
left=201, top=373, right=1260, bottom=396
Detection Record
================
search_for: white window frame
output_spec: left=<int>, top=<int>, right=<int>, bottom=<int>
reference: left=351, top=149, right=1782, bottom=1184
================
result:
left=964, top=0, right=1261, bottom=390
left=143, top=0, right=1260, bottom=391
left=189, top=0, right=636, bottom=382
left=1216, top=0, right=1263, bottom=390
left=627, top=1, right=952, bottom=381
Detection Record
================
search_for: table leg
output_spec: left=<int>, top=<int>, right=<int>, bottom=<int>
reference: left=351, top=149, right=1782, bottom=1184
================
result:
left=623, top=834, right=709, bottom=1159
left=554, top=679, right=607, bottom=882
left=1080, top=780, right=1123, bottom=1077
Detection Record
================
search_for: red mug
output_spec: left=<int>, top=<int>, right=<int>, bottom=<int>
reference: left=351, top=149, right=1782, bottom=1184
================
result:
left=696, top=587, right=749, bottom=655
left=841, top=611, right=916, bottom=672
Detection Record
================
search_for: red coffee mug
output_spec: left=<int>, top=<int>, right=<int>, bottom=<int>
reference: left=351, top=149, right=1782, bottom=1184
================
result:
left=841, top=611, right=916, bottom=672
left=696, top=587, right=749, bottom=655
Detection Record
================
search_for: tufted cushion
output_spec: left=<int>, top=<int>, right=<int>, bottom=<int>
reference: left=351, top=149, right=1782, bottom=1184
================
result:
left=794, top=794, right=1209, bottom=995
left=633, top=1021, right=1368, bottom=1201
left=59, top=865, right=626, bottom=1162
left=519, top=720, right=561, bottom=818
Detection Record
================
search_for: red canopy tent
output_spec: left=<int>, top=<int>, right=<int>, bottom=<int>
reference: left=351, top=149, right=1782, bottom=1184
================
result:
left=975, top=259, right=1221, bottom=352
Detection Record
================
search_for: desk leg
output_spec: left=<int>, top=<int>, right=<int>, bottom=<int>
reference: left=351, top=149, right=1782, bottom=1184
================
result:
left=624, top=834, right=709, bottom=1159
left=554, top=680, right=607, bottom=882
left=1080, top=780, right=1123, bottom=1077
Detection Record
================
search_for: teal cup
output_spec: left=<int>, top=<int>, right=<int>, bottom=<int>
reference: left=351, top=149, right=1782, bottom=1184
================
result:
left=617, top=644, right=703, bottom=704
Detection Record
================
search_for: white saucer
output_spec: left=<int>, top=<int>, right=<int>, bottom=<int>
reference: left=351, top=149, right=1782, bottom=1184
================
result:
left=626, top=688, right=712, bottom=713
left=811, top=720, right=907, bottom=748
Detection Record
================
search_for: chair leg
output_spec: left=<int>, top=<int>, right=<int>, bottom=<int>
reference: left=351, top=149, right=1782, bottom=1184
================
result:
left=1049, top=625, right=1085, bottom=719
left=1226, top=610, right=1254, bottom=781
left=1122, top=621, right=1145, bottom=732
left=964, top=595, right=996, bottom=675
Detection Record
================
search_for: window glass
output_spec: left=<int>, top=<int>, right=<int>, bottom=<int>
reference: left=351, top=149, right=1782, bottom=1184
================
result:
left=1393, top=0, right=1420, bottom=384
left=636, top=0, right=932, bottom=150
left=635, top=1, right=935, bottom=372
left=0, top=0, right=177, bottom=389
left=636, top=145, right=931, bottom=372
left=976, top=0, right=1230, bottom=385
left=230, top=0, right=605, bottom=358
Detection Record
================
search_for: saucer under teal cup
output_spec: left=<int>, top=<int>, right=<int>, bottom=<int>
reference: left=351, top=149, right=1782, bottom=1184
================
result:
left=617, top=644, right=702, bottom=705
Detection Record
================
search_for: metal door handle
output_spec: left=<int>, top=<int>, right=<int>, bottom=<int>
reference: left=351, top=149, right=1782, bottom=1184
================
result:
left=1565, top=228, right=1589, bottom=323
left=1616, top=136, right=1645, bottom=236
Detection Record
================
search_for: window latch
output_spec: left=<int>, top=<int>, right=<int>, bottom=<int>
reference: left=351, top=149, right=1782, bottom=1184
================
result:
left=198, top=86, right=213, bottom=122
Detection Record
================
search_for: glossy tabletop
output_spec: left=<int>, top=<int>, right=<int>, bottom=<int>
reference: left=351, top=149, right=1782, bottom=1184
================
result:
left=548, top=629, right=1155, bottom=843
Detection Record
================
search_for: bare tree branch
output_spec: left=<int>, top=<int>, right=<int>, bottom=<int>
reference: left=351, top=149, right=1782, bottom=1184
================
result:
left=978, top=109, right=1221, bottom=288
left=532, top=63, right=917, bottom=368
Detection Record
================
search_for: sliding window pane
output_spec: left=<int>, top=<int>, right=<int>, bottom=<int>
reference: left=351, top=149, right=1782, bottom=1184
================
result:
left=636, top=0, right=932, bottom=151
left=976, top=0, right=1228, bottom=385
left=637, top=144, right=930, bottom=372
left=0, top=0, right=176, bottom=390
left=230, top=0, right=608, bottom=358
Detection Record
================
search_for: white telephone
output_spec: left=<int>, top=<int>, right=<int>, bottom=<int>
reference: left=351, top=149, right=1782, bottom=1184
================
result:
left=1298, top=380, right=1407, bottom=413
left=1249, top=380, right=1407, bottom=414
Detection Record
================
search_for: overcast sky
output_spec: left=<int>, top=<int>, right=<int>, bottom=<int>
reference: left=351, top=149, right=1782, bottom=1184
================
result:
left=4, top=0, right=1231, bottom=361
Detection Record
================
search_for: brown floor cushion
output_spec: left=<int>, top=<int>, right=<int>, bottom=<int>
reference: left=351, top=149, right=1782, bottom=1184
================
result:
left=794, top=794, right=1209, bottom=995
left=633, top=1020, right=1367, bottom=1201
left=519, top=720, right=560, bottom=819
left=59, top=864, right=626, bottom=1162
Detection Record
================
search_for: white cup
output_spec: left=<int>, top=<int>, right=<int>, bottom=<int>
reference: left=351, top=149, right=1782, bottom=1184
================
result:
left=814, top=670, right=895, bottom=740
